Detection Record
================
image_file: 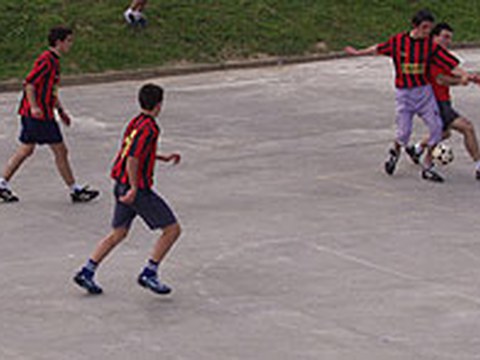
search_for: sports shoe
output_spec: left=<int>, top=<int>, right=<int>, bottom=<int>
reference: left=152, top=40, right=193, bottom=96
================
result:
left=138, top=273, right=171, bottom=295
left=476, top=169, right=480, bottom=180
left=405, top=145, right=421, bottom=164
left=73, top=271, right=103, bottom=294
left=421, top=166, right=444, bottom=183
left=71, top=186, right=100, bottom=203
left=384, top=148, right=400, bottom=175
left=0, top=188, right=19, bottom=203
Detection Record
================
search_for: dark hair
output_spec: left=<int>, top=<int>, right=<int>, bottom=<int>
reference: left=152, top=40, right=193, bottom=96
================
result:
left=431, top=22, right=454, bottom=36
left=412, top=9, right=435, bottom=27
left=48, top=26, right=73, bottom=47
left=139, top=84, right=164, bottom=110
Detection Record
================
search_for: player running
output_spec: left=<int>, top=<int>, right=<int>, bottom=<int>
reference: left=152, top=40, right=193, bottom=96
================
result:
left=405, top=22, right=480, bottom=179
left=0, top=26, right=99, bottom=203
left=345, top=9, right=469, bottom=182
left=73, top=84, right=182, bottom=295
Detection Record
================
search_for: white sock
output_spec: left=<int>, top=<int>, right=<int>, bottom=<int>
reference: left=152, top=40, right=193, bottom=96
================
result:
left=414, top=143, right=423, bottom=155
left=475, top=160, right=480, bottom=170
left=71, top=184, right=82, bottom=193
left=0, top=178, right=9, bottom=190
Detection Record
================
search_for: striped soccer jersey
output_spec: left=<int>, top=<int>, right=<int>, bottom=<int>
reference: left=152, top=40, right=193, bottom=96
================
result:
left=111, top=113, right=160, bottom=189
left=376, top=32, right=459, bottom=88
left=18, top=50, right=60, bottom=121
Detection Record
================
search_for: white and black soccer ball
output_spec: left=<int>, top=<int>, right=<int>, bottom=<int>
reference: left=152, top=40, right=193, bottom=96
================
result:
left=432, top=143, right=454, bottom=165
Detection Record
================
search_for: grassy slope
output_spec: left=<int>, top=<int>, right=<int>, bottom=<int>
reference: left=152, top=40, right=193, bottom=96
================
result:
left=0, top=1, right=480, bottom=80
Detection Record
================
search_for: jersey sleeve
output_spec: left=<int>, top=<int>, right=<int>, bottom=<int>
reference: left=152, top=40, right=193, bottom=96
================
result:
left=376, top=36, right=394, bottom=56
left=24, top=58, right=52, bottom=86
left=127, top=127, right=153, bottom=158
left=431, top=45, right=460, bottom=71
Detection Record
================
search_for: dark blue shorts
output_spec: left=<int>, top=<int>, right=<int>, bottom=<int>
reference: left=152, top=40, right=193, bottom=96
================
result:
left=111, top=183, right=177, bottom=230
left=437, top=101, right=461, bottom=131
left=19, top=116, right=63, bottom=145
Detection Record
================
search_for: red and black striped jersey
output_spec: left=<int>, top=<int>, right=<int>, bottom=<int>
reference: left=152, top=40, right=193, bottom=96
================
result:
left=18, top=50, right=60, bottom=121
left=111, top=113, right=160, bottom=189
left=430, top=63, right=451, bottom=102
left=376, top=32, right=459, bottom=88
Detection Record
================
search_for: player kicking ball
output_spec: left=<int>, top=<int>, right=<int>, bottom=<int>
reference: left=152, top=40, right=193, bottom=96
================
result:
left=345, top=9, right=469, bottom=182
left=405, top=22, right=480, bottom=179
left=0, top=26, right=99, bottom=203
left=74, top=84, right=181, bottom=295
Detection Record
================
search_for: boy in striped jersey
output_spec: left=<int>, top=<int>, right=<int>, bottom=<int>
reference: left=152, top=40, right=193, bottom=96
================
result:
left=345, top=9, right=469, bottom=182
left=405, top=22, right=480, bottom=179
left=74, top=84, right=182, bottom=295
left=0, top=26, right=99, bottom=202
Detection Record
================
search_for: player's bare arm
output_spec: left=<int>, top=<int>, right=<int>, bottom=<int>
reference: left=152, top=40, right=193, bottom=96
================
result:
left=55, top=99, right=71, bottom=126
left=156, top=153, right=181, bottom=164
left=436, top=73, right=469, bottom=86
left=344, top=44, right=378, bottom=56
left=119, top=156, right=139, bottom=204
left=25, top=83, right=43, bottom=118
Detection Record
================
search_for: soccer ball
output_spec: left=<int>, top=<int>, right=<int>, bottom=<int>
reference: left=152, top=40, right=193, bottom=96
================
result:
left=432, top=143, right=454, bottom=165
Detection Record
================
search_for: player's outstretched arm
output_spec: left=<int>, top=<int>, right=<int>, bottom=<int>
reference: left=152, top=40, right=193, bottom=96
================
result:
left=156, top=153, right=181, bottom=165
left=344, top=44, right=378, bottom=56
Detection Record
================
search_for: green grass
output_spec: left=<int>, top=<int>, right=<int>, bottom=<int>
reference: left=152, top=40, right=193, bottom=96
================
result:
left=1, top=1, right=480, bottom=80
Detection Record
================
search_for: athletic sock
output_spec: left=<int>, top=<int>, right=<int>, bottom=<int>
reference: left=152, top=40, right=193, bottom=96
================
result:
left=142, top=259, right=159, bottom=278
left=81, top=259, right=98, bottom=278
left=71, top=184, right=83, bottom=193
left=0, top=178, right=9, bottom=190
left=475, top=161, right=480, bottom=171
left=414, top=143, right=423, bottom=155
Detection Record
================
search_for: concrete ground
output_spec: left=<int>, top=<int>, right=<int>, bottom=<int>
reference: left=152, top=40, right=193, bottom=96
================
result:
left=1, top=49, right=480, bottom=360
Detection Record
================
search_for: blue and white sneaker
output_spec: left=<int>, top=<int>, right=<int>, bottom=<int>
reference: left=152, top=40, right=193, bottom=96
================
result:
left=73, top=271, right=103, bottom=294
left=138, top=273, right=171, bottom=295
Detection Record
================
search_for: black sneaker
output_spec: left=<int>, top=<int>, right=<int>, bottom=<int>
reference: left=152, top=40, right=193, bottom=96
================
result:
left=0, top=188, right=19, bottom=203
left=384, top=148, right=400, bottom=175
left=73, top=271, right=103, bottom=294
left=71, top=186, right=100, bottom=203
left=422, top=166, right=444, bottom=183
left=476, top=169, right=480, bottom=180
left=405, top=145, right=421, bottom=164
left=138, top=273, right=172, bottom=295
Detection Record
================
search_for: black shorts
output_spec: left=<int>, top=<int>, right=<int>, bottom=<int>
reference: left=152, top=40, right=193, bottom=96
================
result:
left=437, top=101, right=461, bottom=131
left=111, top=183, right=177, bottom=230
left=19, top=116, right=63, bottom=144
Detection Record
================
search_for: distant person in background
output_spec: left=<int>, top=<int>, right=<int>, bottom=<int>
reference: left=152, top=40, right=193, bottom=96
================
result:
left=124, top=0, right=148, bottom=28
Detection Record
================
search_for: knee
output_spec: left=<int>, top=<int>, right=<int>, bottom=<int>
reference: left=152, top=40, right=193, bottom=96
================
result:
left=19, top=146, right=35, bottom=158
left=58, top=145, right=69, bottom=158
left=53, top=144, right=69, bottom=159
left=111, top=228, right=129, bottom=244
left=165, top=222, right=181, bottom=241
left=464, top=119, right=474, bottom=134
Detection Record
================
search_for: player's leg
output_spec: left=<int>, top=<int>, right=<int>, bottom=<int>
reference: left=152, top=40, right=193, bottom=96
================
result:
left=0, top=143, right=35, bottom=202
left=386, top=89, right=414, bottom=175
left=136, top=189, right=181, bottom=294
left=49, top=142, right=100, bottom=202
left=450, top=116, right=480, bottom=177
left=417, top=87, right=444, bottom=182
left=49, top=142, right=75, bottom=187
left=406, top=101, right=451, bottom=164
left=73, top=183, right=136, bottom=294
left=73, top=227, right=130, bottom=294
